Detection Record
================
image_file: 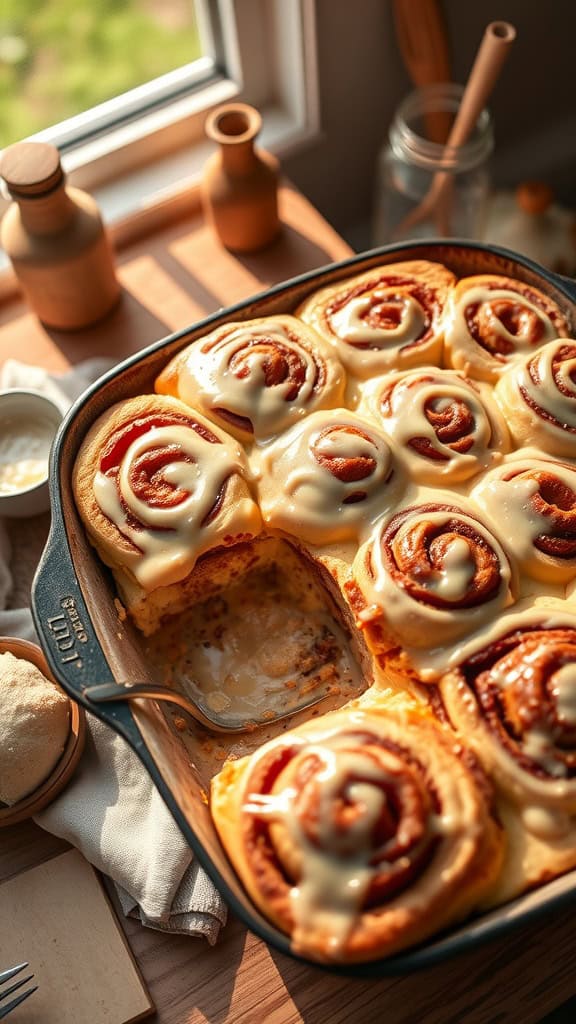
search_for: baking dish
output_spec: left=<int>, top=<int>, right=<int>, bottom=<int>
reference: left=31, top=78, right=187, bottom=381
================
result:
left=31, top=240, right=576, bottom=976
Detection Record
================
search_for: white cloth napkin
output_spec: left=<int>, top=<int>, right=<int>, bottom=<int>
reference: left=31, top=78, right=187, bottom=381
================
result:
left=0, top=358, right=227, bottom=943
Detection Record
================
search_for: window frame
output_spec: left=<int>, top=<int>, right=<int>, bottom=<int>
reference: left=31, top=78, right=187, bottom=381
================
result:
left=0, top=0, right=320, bottom=228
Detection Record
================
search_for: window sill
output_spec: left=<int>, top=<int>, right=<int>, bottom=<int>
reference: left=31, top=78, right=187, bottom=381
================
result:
left=0, top=181, right=352, bottom=373
left=0, top=101, right=323, bottom=305
left=0, top=0, right=322, bottom=301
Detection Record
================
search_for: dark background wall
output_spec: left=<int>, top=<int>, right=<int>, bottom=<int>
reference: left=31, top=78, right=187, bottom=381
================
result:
left=283, top=0, right=576, bottom=247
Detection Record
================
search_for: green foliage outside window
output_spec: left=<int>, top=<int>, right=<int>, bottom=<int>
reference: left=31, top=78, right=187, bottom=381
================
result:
left=0, top=0, right=201, bottom=145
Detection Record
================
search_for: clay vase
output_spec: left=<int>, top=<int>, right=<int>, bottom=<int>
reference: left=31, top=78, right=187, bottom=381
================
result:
left=201, top=103, right=281, bottom=253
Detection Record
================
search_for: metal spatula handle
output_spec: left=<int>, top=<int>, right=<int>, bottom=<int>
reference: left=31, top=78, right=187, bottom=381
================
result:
left=84, top=680, right=328, bottom=734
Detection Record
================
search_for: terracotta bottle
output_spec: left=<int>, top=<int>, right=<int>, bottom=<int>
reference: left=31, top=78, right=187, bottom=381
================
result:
left=201, top=103, right=281, bottom=253
left=0, top=141, right=121, bottom=330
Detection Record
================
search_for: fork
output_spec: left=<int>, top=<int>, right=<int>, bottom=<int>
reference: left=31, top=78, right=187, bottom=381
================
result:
left=0, top=964, right=37, bottom=1019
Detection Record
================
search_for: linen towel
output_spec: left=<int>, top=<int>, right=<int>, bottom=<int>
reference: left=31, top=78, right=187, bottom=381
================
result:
left=0, top=358, right=227, bottom=942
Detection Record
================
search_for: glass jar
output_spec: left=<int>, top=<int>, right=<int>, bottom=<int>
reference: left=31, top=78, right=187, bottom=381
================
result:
left=372, top=83, right=494, bottom=245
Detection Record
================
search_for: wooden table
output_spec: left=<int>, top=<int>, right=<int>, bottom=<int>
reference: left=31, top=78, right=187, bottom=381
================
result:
left=1, top=185, right=574, bottom=1024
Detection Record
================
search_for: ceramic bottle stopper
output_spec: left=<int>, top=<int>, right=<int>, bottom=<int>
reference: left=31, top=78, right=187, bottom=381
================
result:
left=0, top=141, right=121, bottom=330
left=200, top=102, right=281, bottom=253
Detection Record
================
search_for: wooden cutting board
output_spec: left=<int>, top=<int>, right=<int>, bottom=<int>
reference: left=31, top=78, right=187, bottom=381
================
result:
left=0, top=849, right=154, bottom=1023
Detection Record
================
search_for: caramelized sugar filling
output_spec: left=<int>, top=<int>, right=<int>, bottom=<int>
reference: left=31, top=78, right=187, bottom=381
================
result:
left=144, top=538, right=365, bottom=728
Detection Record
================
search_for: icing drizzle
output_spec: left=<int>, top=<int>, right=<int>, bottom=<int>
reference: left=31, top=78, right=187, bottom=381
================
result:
left=517, top=340, right=576, bottom=438
left=471, top=455, right=576, bottom=583
left=357, top=501, right=512, bottom=651
left=238, top=710, right=482, bottom=961
left=442, top=618, right=576, bottom=823
left=94, top=413, right=258, bottom=589
left=452, top=285, right=558, bottom=361
left=367, top=367, right=508, bottom=483
left=174, top=318, right=345, bottom=442
left=258, top=409, right=402, bottom=545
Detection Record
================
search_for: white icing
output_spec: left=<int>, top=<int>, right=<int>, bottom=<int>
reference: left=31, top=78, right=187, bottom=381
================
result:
left=176, top=318, right=344, bottom=441
left=521, top=728, right=568, bottom=778
left=302, top=273, right=447, bottom=379
left=236, top=708, right=490, bottom=961
left=258, top=409, right=403, bottom=545
left=449, top=285, right=557, bottom=359
left=359, top=503, right=512, bottom=651
left=470, top=456, right=576, bottom=583
left=552, top=663, right=576, bottom=726
left=431, top=537, right=476, bottom=600
left=329, top=294, right=425, bottom=348
left=362, top=368, right=507, bottom=484
left=440, top=607, right=576, bottom=810
left=94, top=423, right=254, bottom=589
left=517, top=340, right=576, bottom=433
left=244, top=743, right=389, bottom=954
left=521, top=805, right=572, bottom=839
left=0, top=415, right=53, bottom=493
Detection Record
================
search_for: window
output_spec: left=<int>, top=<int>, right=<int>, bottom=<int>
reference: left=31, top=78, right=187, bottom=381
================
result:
left=0, top=0, right=319, bottom=234
left=0, top=0, right=206, bottom=145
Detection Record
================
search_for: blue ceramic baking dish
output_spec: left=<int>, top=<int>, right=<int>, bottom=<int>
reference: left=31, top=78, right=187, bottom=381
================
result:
left=31, top=240, right=576, bottom=976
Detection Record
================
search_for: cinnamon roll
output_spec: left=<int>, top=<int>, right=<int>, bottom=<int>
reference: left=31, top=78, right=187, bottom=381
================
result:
left=257, top=409, right=403, bottom=546
left=347, top=499, right=515, bottom=682
left=72, top=394, right=262, bottom=634
left=296, top=260, right=456, bottom=379
left=443, top=274, right=570, bottom=382
left=438, top=606, right=576, bottom=903
left=494, top=339, right=576, bottom=459
left=470, top=454, right=576, bottom=585
left=155, top=315, right=346, bottom=444
left=361, top=367, right=510, bottom=485
left=211, top=706, right=504, bottom=963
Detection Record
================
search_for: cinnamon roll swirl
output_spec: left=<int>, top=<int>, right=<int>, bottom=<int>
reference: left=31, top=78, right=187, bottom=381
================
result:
left=443, top=274, right=570, bottom=382
left=470, top=454, right=576, bottom=585
left=361, top=367, right=510, bottom=485
left=72, top=394, right=262, bottom=633
left=347, top=500, right=515, bottom=682
left=438, top=607, right=576, bottom=902
left=257, top=409, right=403, bottom=546
left=296, top=260, right=456, bottom=379
left=211, top=706, right=504, bottom=963
left=155, top=315, right=345, bottom=444
left=494, top=339, right=576, bottom=459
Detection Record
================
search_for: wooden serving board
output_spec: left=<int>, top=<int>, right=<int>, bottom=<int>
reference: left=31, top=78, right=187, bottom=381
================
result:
left=0, top=849, right=153, bottom=1023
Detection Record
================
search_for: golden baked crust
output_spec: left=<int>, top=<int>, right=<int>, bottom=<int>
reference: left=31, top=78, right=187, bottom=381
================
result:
left=155, top=314, right=346, bottom=444
left=72, top=392, right=262, bottom=634
left=257, top=408, right=405, bottom=546
left=494, top=338, right=576, bottom=458
left=211, top=704, right=505, bottom=963
left=70, top=259, right=576, bottom=963
left=347, top=497, right=516, bottom=684
left=437, top=606, right=576, bottom=906
left=443, top=273, right=570, bottom=382
left=470, top=452, right=576, bottom=584
left=359, top=366, right=511, bottom=485
left=296, top=259, right=457, bottom=378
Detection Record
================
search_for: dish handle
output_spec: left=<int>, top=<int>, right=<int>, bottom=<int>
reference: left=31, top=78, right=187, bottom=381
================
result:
left=31, top=518, right=147, bottom=756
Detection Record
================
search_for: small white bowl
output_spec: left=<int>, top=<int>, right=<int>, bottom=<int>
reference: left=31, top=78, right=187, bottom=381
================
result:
left=0, top=390, right=64, bottom=517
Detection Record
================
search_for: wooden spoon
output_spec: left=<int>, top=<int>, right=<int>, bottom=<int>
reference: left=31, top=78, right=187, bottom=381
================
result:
left=392, top=0, right=452, bottom=143
left=394, top=21, right=516, bottom=239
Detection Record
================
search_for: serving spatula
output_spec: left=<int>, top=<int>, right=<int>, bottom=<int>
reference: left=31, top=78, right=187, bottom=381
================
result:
left=84, top=678, right=333, bottom=734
